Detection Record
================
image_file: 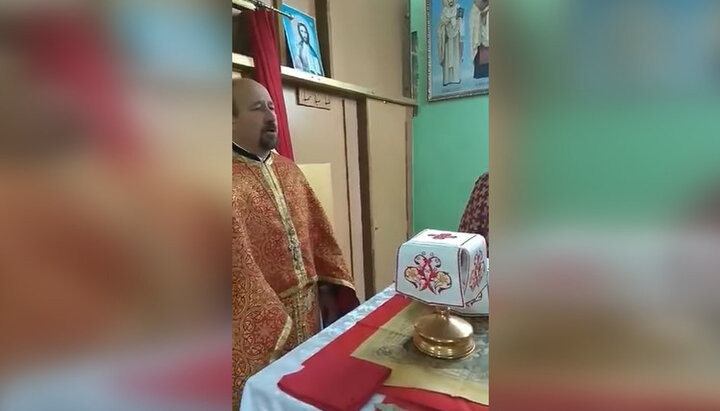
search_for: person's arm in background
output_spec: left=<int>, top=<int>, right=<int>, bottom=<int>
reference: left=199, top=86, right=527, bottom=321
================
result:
left=459, top=173, right=490, bottom=254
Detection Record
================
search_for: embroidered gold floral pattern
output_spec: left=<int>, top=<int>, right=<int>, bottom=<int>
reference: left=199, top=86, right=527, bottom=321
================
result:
left=232, top=153, right=358, bottom=409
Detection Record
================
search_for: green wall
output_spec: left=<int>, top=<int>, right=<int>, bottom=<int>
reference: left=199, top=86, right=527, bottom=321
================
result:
left=410, top=0, right=489, bottom=233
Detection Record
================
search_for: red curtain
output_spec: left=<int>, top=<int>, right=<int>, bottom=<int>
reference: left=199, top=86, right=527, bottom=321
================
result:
left=248, top=9, right=295, bottom=160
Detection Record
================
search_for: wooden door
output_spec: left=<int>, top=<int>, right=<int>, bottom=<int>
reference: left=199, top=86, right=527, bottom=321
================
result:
left=365, top=99, right=411, bottom=293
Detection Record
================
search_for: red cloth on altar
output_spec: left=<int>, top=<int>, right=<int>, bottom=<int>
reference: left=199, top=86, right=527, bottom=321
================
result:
left=302, top=295, right=411, bottom=367
left=277, top=296, right=405, bottom=408
left=279, top=294, right=488, bottom=411
left=279, top=356, right=390, bottom=411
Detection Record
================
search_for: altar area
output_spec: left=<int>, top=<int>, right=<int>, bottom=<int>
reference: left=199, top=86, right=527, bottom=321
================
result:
left=240, top=286, right=489, bottom=411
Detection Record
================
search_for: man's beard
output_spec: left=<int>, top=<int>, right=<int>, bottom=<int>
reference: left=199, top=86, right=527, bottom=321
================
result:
left=259, top=132, right=278, bottom=151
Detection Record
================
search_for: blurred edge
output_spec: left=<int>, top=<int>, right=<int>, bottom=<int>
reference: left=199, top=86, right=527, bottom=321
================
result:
left=0, top=1, right=231, bottom=410
left=492, top=0, right=720, bottom=409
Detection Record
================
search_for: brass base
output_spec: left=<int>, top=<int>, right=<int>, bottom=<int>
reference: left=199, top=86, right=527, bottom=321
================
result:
left=413, top=307, right=475, bottom=360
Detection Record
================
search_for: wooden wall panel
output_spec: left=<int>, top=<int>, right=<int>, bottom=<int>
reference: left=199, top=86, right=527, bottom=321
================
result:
left=365, top=99, right=411, bottom=291
left=342, top=99, right=365, bottom=300
left=327, top=0, right=408, bottom=99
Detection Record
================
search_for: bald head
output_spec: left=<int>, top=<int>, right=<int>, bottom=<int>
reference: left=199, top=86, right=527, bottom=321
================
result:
left=232, top=79, right=278, bottom=157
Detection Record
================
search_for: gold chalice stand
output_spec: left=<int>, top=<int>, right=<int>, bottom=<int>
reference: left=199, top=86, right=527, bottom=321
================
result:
left=413, top=305, right=475, bottom=360
left=396, top=230, right=487, bottom=360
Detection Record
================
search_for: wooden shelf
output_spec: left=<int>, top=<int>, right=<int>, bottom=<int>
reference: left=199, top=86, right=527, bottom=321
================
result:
left=232, top=53, right=416, bottom=108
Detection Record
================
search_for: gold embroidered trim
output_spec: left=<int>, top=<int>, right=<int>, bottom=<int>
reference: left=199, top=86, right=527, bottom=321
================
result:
left=269, top=315, right=293, bottom=361
left=258, top=161, right=308, bottom=286
left=277, top=276, right=318, bottom=299
left=279, top=283, right=317, bottom=345
left=233, top=150, right=274, bottom=165
left=293, top=293, right=305, bottom=343
left=259, top=159, right=312, bottom=344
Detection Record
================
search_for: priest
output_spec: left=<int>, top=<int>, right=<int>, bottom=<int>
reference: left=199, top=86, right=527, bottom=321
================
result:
left=232, top=79, right=359, bottom=407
